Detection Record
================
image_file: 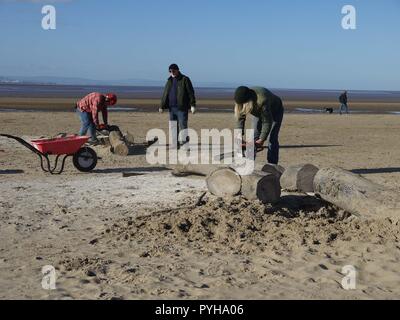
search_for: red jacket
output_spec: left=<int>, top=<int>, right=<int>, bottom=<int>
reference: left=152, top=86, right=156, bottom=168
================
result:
left=76, top=92, right=108, bottom=126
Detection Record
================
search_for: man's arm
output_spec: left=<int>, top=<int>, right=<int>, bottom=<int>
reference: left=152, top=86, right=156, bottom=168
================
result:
left=102, top=107, right=108, bottom=125
left=90, top=97, right=102, bottom=126
left=185, top=77, right=196, bottom=107
left=258, top=106, right=273, bottom=142
left=236, top=114, right=246, bottom=136
left=160, top=80, right=171, bottom=110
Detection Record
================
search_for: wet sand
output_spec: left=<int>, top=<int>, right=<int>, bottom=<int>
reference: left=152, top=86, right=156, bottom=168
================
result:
left=1, top=84, right=400, bottom=113
left=1, top=97, right=400, bottom=113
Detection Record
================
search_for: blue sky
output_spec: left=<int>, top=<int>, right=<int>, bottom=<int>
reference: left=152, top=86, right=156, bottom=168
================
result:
left=0, top=0, right=399, bottom=90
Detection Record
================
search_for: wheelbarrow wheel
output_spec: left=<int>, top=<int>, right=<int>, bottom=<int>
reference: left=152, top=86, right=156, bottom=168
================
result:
left=73, top=147, right=97, bottom=172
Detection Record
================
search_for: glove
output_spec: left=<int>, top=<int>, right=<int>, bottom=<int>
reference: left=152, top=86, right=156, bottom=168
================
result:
left=159, top=108, right=164, bottom=113
left=191, top=106, right=196, bottom=114
left=97, top=124, right=108, bottom=130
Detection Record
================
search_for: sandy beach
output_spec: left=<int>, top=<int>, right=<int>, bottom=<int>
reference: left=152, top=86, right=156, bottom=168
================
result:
left=1, top=109, right=400, bottom=300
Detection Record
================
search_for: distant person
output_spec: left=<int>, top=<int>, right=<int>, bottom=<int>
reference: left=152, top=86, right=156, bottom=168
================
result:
left=75, top=92, right=117, bottom=144
left=339, top=90, right=349, bottom=115
left=159, top=64, right=196, bottom=148
left=234, top=86, right=284, bottom=164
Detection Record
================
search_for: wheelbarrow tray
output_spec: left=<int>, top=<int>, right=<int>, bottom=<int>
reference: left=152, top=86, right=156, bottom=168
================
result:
left=31, top=135, right=89, bottom=155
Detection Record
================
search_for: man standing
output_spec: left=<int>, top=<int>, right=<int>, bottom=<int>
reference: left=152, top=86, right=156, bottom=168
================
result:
left=76, top=92, right=117, bottom=144
left=159, top=64, right=196, bottom=148
left=339, top=90, right=349, bottom=115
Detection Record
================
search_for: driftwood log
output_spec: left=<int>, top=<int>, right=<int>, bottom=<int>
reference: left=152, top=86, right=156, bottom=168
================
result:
left=109, top=131, right=129, bottom=156
left=314, top=167, right=400, bottom=219
left=280, top=164, right=319, bottom=193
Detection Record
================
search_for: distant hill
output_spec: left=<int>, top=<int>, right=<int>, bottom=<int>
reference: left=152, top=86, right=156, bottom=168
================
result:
left=0, top=76, right=239, bottom=88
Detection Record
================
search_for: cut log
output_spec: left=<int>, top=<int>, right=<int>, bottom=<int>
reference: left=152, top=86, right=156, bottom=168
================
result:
left=261, top=164, right=285, bottom=179
left=280, top=164, right=319, bottom=192
left=109, top=131, right=129, bottom=156
left=98, top=136, right=110, bottom=146
left=314, top=167, right=400, bottom=219
left=170, top=164, right=223, bottom=177
left=124, top=131, right=135, bottom=145
left=241, top=171, right=281, bottom=203
left=206, top=168, right=242, bottom=197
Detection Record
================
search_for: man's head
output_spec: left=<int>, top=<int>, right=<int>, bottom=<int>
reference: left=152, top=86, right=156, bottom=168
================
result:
left=105, top=93, right=117, bottom=106
left=234, top=86, right=257, bottom=119
left=169, top=63, right=180, bottom=78
left=234, top=86, right=253, bottom=104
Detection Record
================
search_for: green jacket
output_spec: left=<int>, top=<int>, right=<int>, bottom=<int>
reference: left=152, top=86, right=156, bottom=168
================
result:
left=160, top=73, right=196, bottom=111
left=236, top=87, right=283, bottom=141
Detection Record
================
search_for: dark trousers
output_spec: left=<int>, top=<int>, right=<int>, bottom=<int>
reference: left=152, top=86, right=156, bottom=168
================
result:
left=339, top=103, right=349, bottom=114
left=253, top=106, right=284, bottom=165
left=169, top=105, right=189, bottom=145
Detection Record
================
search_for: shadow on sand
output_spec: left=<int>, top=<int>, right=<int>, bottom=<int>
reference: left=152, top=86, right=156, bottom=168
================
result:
left=0, top=169, right=25, bottom=175
left=266, top=194, right=337, bottom=219
left=351, top=167, right=400, bottom=175
left=93, top=166, right=170, bottom=174
left=280, top=144, right=342, bottom=149
left=128, top=144, right=147, bottom=156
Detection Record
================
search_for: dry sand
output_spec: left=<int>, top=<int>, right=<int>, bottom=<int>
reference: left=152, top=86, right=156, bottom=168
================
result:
left=1, top=111, right=400, bottom=299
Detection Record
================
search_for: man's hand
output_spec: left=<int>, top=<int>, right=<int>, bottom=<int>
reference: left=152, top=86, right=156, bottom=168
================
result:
left=97, top=124, right=108, bottom=130
left=191, top=106, right=196, bottom=114
left=244, top=139, right=264, bottom=150
left=159, top=108, right=164, bottom=113
left=255, top=139, right=265, bottom=152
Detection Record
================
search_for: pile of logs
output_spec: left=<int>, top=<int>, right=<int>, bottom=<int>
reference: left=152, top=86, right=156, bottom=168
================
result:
left=171, top=163, right=283, bottom=204
left=109, top=131, right=130, bottom=156
left=171, top=163, right=400, bottom=219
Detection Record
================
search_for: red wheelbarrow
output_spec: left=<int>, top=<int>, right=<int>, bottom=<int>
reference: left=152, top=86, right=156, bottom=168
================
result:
left=0, top=134, right=97, bottom=174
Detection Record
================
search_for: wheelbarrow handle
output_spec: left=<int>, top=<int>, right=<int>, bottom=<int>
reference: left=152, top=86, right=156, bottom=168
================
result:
left=0, top=134, right=45, bottom=157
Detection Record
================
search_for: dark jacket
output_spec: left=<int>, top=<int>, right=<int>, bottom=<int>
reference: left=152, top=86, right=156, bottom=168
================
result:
left=339, top=93, right=348, bottom=104
left=237, top=87, right=284, bottom=141
left=160, top=73, right=196, bottom=111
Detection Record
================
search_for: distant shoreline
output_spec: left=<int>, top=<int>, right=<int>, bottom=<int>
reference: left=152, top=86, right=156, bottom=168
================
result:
left=0, top=83, right=399, bottom=113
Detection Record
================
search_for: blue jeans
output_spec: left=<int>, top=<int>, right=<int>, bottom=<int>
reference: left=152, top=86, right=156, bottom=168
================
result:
left=169, top=106, right=189, bottom=144
left=253, top=107, right=284, bottom=165
left=339, top=103, right=349, bottom=114
left=76, top=108, right=96, bottom=140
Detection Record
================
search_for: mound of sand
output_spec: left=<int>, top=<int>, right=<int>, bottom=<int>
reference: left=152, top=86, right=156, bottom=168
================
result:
left=98, top=194, right=398, bottom=256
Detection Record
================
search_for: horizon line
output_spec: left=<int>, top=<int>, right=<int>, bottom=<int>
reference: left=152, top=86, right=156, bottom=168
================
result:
left=0, top=75, right=399, bottom=92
